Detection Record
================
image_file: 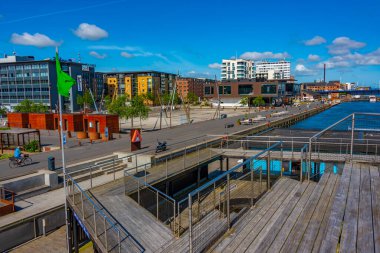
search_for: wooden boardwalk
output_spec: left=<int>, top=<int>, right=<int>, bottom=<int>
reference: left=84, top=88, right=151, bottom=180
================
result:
left=209, top=162, right=380, bottom=253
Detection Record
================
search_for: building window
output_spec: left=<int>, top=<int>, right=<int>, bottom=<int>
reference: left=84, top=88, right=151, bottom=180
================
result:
left=238, top=85, right=253, bottom=95
left=204, top=86, right=214, bottom=95
left=219, top=86, right=231, bottom=95
left=261, top=84, right=277, bottom=94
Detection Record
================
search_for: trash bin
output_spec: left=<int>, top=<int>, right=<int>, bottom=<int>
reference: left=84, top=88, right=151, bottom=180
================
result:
left=48, top=156, right=55, bottom=171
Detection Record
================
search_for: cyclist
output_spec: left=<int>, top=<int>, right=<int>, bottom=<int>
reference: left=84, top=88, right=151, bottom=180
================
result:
left=14, top=146, right=23, bottom=161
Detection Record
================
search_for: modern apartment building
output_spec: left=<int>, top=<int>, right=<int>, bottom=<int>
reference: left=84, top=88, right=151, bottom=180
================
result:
left=221, top=59, right=254, bottom=80
left=0, top=55, right=98, bottom=112
left=254, top=60, right=291, bottom=80
left=176, top=78, right=214, bottom=99
left=104, top=71, right=177, bottom=102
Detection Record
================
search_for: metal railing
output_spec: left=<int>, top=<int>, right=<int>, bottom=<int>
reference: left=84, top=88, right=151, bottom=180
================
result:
left=66, top=175, right=144, bottom=253
left=124, top=171, right=177, bottom=233
left=184, top=142, right=283, bottom=253
left=309, top=113, right=380, bottom=164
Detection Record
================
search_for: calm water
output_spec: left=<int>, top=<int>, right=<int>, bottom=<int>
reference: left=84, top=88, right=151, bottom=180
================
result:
left=291, top=102, right=380, bottom=130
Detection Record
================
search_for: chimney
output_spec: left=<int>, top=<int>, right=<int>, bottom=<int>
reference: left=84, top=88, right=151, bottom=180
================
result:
left=323, top=64, right=326, bottom=83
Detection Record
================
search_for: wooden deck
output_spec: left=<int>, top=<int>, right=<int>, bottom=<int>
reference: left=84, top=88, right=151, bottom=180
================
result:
left=210, top=162, right=380, bottom=253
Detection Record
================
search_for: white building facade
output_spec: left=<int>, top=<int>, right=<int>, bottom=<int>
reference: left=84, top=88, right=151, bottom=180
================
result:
left=221, top=59, right=253, bottom=80
left=254, top=60, right=291, bottom=80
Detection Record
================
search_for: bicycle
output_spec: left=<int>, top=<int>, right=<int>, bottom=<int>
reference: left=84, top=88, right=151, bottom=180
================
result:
left=9, top=154, right=33, bottom=168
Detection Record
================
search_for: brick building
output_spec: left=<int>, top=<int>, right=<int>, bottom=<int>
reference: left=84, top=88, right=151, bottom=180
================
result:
left=301, top=80, right=341, bottom=92
left=176, top=78, right=214, bottom=99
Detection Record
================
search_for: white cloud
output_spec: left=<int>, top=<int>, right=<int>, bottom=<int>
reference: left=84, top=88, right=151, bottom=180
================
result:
left=240, top=51, right=290, bottom=60
left=121, top=52, right=134, bottom=58
left=74, top=23, right=108, bottom=40
left=208, top=63, right=222, bottom=69
left=89, top=45, right=139, bottom=51
left=89, top=51, right=107, bottom=59
left=328, top=37, right=366, bottom=55
left=188, top=70, right=196, bottom=74
left=316, top=48, right=380, bottom=69
left=304, top=36, right=326, bottom=46
left=10, top=32, right=60, bottom=47
left=308, top=54, right=320, bottom=62
left=295, top=64, right=316, bottom=76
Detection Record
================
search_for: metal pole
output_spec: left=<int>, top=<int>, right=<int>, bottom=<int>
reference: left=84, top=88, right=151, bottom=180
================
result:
left=113, top=158, right=116, bottom=181
left=104, top=217, right=108, bottom=251
left=93, top=206, right=97, bottom=238
left=351, top=114, right=355, bottom=159
left=189, top=195, right=193, bottom=253
left=280, top=143, right=283, bottom=178
left=197, top=192, right=200, bottom=221
left=81, top=192, right=84, bottom=220
left=227, top=173, right=231, bottom=228
left=166, top=158, right=168, bottom=179
left=90, top=166, right=93, bottom=189
left=156, top=191, right=159, bottom=220
left=137, top=180, right=140, bottom=205
left=250, top=163, right=254, bottom=206
left=267, top=151, right=271, bottom=190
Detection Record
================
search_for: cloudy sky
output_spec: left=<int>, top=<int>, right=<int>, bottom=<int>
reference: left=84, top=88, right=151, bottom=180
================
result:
left=1, top=0, right=379, bottom=85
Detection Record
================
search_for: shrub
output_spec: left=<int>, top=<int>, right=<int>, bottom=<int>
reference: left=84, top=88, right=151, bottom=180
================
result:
left=24, top=140, right=40, bottom=152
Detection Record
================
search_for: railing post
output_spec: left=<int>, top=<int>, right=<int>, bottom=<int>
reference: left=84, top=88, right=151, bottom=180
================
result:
left=227, top=173, right=231, bottom=229
left=156, top=191, right=159, bottom=220
left=144, top=164, right=147, bottom=184
left=166, top=158, right=168, bottom=179
left=173, top=200, right=176, bottom=235
left=198, top=146, right=200, bottom=165
left=267, top=151, right=271, bottom=190
left=137, top=180, right=140, bottom=205
left=280, top=143, right=283, bottom=178
left=213, top=182, right=216, bottom=210
left=93, top=206, right=97, bottom=238
left=113, top=157, right=116, bottom=181
left=250, top=161, right=254, bottom=206
left=300, top=151, right=303, bottom=182
left=189, top=195, right=193, bottom=253
left=183, top=148, right=186, bottom=170
left=350, top=113, right=355, bottom=160
left=259, top=166, right=262, bottom=194
left=90, top=166, right=93, bottom=189
left=197, top=192, right=200, bottom=221
left=104, top=217, right=108, bottom=251
left=81, top=192, right=84, bottom=220
left=118, top=230, right=121, bottom=253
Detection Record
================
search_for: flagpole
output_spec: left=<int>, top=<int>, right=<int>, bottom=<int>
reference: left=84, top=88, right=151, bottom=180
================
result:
left=56, top=48, right=71, bottom=253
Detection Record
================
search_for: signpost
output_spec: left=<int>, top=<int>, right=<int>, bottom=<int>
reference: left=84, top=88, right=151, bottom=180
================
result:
left=130, top=129, right=142, bottom=151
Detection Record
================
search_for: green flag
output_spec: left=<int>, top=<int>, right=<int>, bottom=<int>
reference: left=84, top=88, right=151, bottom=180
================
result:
left=56, top=52, right=76, bottom=97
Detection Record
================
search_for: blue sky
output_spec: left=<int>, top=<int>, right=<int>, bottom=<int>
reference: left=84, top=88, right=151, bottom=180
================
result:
left=1, top=0, right=380, bottom=86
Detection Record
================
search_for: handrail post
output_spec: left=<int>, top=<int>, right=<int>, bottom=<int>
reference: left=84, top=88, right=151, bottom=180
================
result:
left=267, top=151, right=271, bottom=190
left=90, top=166, right=93, bottom=189
left=104, top=217, right=108, bottom=251
left=118, top=230, right=121, bottom=253
left=227, top=173, right=231, bottom=229
left=156, top=191, right=159, bottom=220
left=137, top=180, right=140, bottom=205
left=350, top=113, right=355, bottom=160
left=166, top=158, right=168, bottom=179
left=93, top=206, right=97, bottom=238
left=250, top=161, right=254, bottom=206
left=81, top=191, right=84, bottom=220
left=113, top=157, right=116, bottom=181
left=280, top=143, right=283, bottom=178
left=189, top=195, right=193, bottom=253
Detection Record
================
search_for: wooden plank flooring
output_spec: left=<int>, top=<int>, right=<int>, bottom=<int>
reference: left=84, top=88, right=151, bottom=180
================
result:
left=209, top=162, right=380, bottom=253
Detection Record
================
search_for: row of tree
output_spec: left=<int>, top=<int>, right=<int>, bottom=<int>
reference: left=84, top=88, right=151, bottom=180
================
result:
left=13, top=100, right=49, bottom=113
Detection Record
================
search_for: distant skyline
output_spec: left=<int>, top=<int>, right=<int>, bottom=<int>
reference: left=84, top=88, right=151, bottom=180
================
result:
left=1, top=0, right=380, bottom=86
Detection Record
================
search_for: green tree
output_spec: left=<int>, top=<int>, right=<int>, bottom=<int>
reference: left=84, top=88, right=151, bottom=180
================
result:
left=106, top=95, right=129, bottom=131
left=77, top=90, right=93, bottom=111
left=0, top=106, right=8, bottom=117
left=252, top=96, right=265, bottom=107
left=240, top=96, right=249, bottom=106
left=186, top=92, right=199, bottom=105
left=128, top=95, right=151, bottom=128
left=14, top=100, right=48, bottom=113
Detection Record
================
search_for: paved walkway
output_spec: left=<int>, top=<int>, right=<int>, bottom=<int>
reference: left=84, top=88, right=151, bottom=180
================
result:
left=0, top=102, right=324, bottom=180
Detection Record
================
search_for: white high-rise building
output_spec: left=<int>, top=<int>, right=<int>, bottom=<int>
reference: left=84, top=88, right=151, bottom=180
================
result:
left=254, top=60, right=291, bottom=80
left=221, top=59, right=253, bottom=80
